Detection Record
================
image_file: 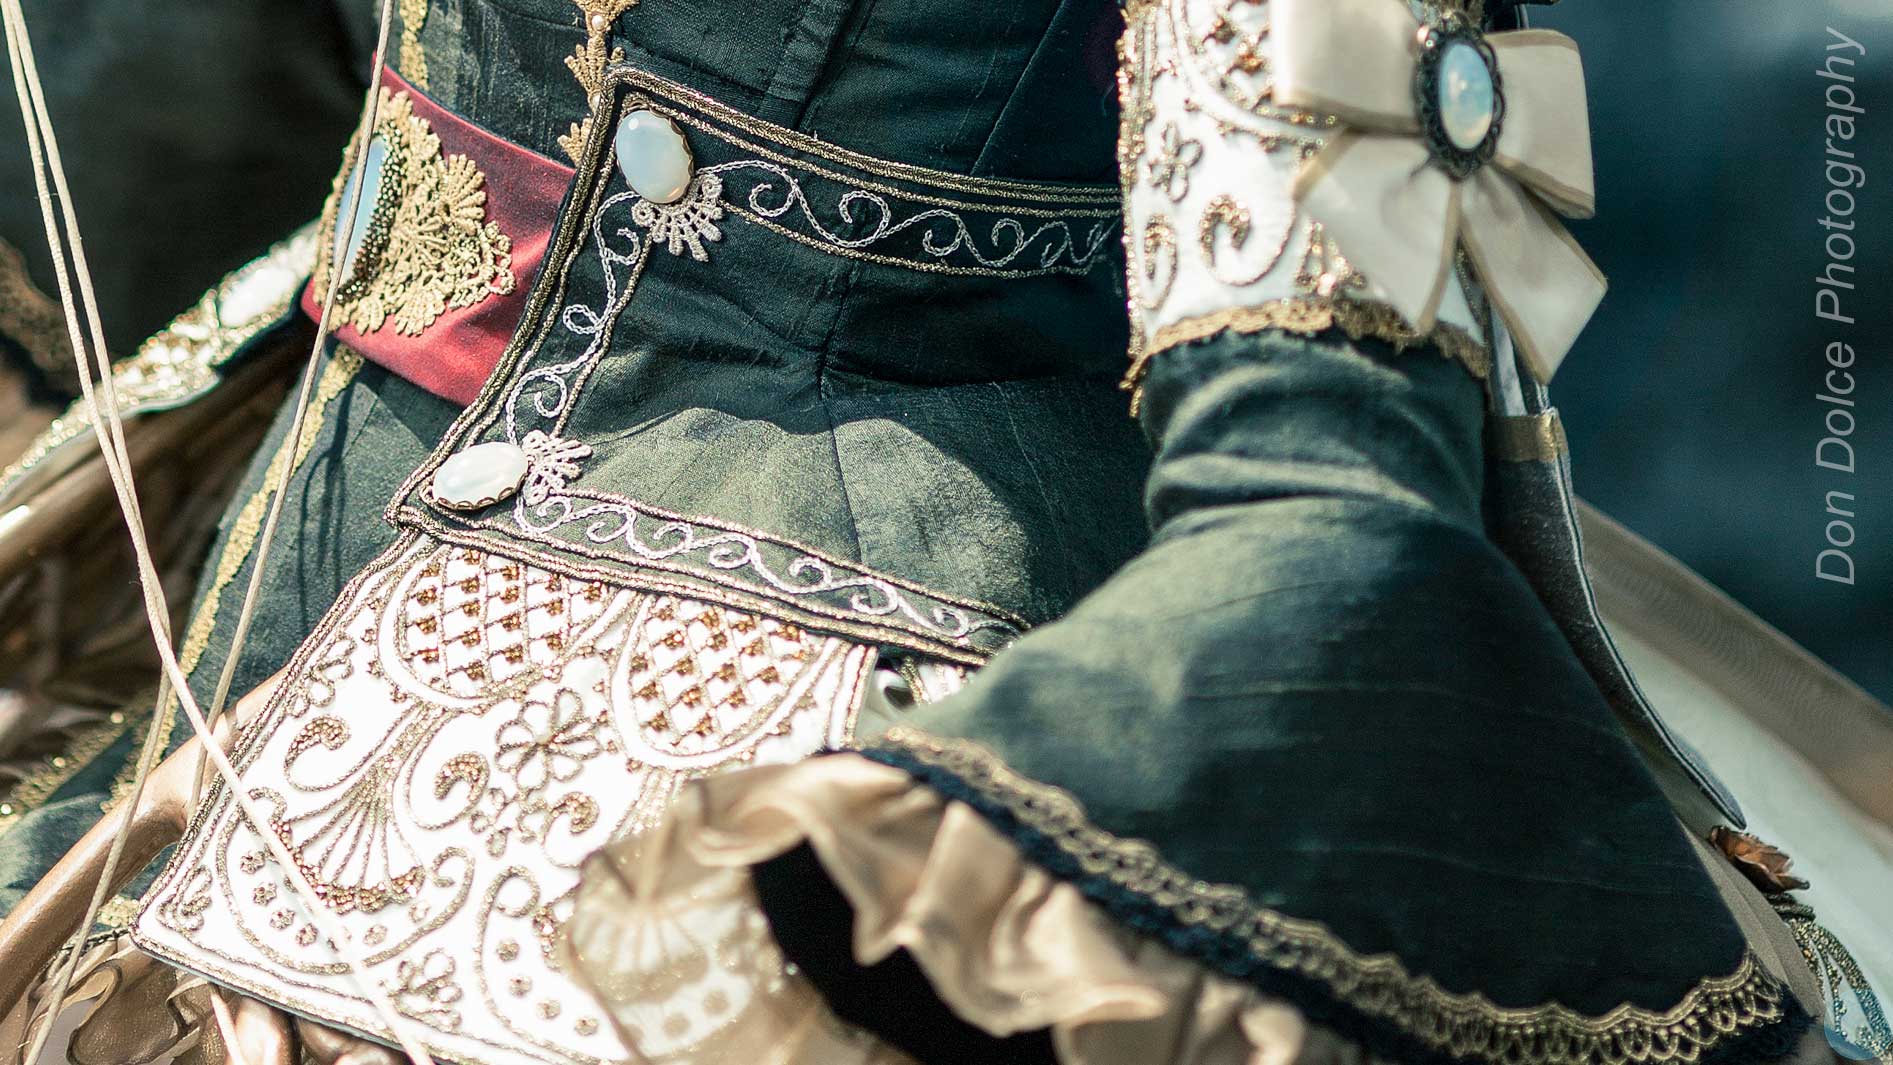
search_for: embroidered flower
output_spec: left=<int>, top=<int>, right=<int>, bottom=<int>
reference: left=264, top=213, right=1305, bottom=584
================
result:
left=1271, top=0, right=1604, bottom=380
left=632, top=172, right=726, bottom=261
left=1710, top=827, right=1811, bottom=894
left=1145, top=123, right=1204, bottom=202
left=495, top=689, right=602, bottom=792
left=519, top=429, right=593, bottom=505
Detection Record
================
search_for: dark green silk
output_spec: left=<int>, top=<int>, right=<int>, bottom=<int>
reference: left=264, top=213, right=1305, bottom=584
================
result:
left=833, top=328, right=1797, bottom=1058
left=3, top=0, right=1150, bottom=914
left=404, top=0, right=1120, bottom=182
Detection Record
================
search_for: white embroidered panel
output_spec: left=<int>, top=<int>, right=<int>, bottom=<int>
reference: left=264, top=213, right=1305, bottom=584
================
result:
left=134, top=534, right=875, bottom=1065
left=1122, top=0, right=1485, bottom=354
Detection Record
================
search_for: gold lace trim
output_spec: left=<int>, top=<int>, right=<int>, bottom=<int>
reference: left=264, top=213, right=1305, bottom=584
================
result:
left=398, top=0, right=429, bottom=90
left=0, top=225, right=317, bottom=506
left=872, top=727, right=1796, bottom=1065
left=558, top=0, right=641, bottom=162
left=0, top=236, right=73, bottom=386
left=310, top=89, right=516, bottom=337
left=1122, top=296, right=1491, bottom=413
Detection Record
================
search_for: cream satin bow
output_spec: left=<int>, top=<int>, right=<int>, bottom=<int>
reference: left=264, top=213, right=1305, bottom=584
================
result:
left=1271, top=0, right=1605, bottom=381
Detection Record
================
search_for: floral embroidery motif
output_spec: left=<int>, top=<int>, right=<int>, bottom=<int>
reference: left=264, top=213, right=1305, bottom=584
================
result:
left=519, top=430, right=593, bottom=506
left=390, top=950, right=464, bottom=1030
left=495, top=689, right=603, bottom=791
left=311, top=88, right=517, bottom=337
left=1145, top=123, right=1203, bottom=202
left=1117, top=0, right=1489, bottom=408
left=632, top=172, right=726, bottom=260
left=136, top=535, right=877, bottom=1065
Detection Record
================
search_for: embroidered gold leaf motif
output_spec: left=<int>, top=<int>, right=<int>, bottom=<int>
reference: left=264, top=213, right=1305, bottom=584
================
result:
left=398, top=0, right=429, bottom=90
left=312, top=89, right=517, bottom=337
left=558, top=0, right=641, bottom=162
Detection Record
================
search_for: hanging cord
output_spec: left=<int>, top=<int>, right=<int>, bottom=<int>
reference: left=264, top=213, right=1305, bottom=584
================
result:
left=195, top=23, right=400, bottom=804
left=0, top=2, right=436, bottom=1063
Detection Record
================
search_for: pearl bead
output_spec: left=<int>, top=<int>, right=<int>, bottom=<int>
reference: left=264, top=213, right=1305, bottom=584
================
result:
left=331, top=135, right=390, bottom=284
left=614, top=109, right=694, bottom=204
left=1438, top=41, right=1496, bottom=152
left=431, top=441, right=529, bottom=510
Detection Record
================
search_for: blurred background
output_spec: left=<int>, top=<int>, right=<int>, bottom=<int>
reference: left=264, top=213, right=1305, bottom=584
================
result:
left=1539, top=1, right=1893, bottom=706
left=1, top=0, right=1889, bottom=706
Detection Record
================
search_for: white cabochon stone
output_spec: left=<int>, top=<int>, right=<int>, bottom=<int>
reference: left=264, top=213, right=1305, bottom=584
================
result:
left=431, top=440, right=529, bottom=510
left=614, top=109, right=694, bottom=204
left=1438, top=41, right=1496, bottom=152
left=332, top=135, right=389, bottom=284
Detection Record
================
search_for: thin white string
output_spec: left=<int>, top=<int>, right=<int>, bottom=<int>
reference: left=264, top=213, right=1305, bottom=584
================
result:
left=196, top=34, right=397, bottom=799
left=0, top=3, right=435, bottom=1062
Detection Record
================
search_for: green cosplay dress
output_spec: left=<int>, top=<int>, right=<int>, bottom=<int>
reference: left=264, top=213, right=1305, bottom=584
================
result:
left=0, top=0, right=1884, bottom=1063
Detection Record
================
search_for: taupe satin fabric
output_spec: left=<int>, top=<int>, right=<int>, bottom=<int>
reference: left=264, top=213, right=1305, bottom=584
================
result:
left=1272, top=0, right=1606, bottom=379
left=567, top=756, right=1402, bottom=1065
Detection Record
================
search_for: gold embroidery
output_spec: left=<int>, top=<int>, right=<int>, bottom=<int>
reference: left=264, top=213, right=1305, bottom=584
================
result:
left=558, top=0, right=642, bottom=163
left=0, top=225, right=319, bottom=506
left=1117, top=0, right=1490, bottom=415
left=136, top=533, right=877, bottom=1065
left=0, top=236, right=73, bottom=386
left=872, top=727, right=1795, bottom=1065
left=1123, top=296, right=1491, bottom=414
left=399, top=0, right=429, bottom=90
left=310, top=89, right=517, bottom=337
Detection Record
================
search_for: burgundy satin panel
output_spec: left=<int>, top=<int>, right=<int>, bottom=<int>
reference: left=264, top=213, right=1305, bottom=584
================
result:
left=300, top=68, right=574, bottom=405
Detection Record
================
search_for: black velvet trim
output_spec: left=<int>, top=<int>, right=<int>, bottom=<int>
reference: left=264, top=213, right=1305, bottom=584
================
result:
left=753, top=842, right=1059, bottom=1065
left=856, top=748, right=1815, bottom=1065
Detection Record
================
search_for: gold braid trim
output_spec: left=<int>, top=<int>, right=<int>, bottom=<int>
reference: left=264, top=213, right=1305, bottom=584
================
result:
left=871, top=726, right=1797, bottom=1065
left=103, top=347, right=365, bottom=815
left=1123, top=296, right=1491, bottom=414
left=398, top=0, right=429, bottom=90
